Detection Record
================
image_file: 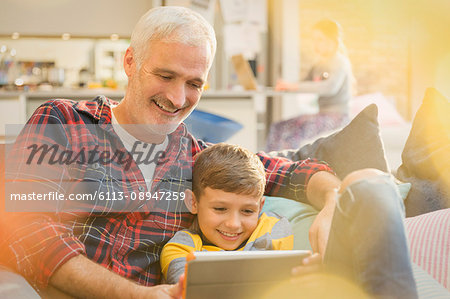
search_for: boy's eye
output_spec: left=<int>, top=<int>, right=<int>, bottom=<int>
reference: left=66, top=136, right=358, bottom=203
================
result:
left=242, top=209, right=255, bottom=215
left=213, top=207, right=226, bottom=212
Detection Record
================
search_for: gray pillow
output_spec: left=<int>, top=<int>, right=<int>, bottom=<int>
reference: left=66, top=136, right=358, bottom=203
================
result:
left=397, top=88, right=449, bottom=189
left=396, top=88, right=450, bottom=216
left=269, top=104, right=389, bottom=179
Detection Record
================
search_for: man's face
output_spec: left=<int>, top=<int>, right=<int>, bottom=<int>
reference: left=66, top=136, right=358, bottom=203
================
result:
left=192, top=187, right=264, bottom=250
left=120, top=39, right=211, bottom=141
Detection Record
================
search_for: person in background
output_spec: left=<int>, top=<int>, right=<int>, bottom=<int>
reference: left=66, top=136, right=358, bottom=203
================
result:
left=161, top=143, right=293, bottom=284
left=268, top=19, right=355, bottom=152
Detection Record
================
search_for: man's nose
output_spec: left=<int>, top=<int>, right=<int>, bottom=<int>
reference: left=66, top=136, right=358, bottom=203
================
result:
left=166, top=82, right=186, bottom=108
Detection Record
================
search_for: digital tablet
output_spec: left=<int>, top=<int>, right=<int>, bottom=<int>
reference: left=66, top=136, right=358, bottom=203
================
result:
left=183, top=250, right=309, bottom=299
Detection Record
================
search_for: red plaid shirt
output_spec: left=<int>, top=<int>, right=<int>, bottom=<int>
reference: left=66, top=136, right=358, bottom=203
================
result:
left=1, top=96, right=332, bottom=290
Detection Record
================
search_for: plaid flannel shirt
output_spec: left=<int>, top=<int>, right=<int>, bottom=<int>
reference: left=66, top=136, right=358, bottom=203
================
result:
left=1, top=96, right=332, bottom=289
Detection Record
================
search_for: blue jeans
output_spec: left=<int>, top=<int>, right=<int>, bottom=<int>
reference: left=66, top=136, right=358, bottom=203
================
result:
left=324, top=174, right=418, bottom=298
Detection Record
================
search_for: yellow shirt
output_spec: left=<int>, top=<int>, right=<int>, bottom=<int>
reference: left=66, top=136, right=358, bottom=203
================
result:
left=160, top=212, right=293, bottom=284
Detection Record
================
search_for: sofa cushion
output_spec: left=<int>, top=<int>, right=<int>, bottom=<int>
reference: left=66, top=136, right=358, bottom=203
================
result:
left=397, top=88, right=450, bottom=186
left=404, top=208, right=450, bottom=290
left=397, top=88, right=450, bottom=215
left=412, top=263, right=450, bottom=298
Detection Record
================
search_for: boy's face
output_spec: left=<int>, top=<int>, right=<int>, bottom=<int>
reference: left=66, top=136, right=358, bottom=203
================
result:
left=191, top=187, right=264, bottom=251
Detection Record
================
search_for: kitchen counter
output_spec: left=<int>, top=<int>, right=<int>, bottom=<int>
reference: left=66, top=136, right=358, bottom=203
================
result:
left=1, top=88, right=316, bottom=150
left=0, top=88, right=268, bottom=150
left=0, top=87, right=296, bottom=99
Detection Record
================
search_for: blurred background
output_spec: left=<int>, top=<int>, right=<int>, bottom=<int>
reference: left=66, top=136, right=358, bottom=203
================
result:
left=0, top=0, right=449, bottom=154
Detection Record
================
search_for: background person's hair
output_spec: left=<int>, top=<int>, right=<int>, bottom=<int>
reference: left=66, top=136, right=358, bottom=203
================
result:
left=192, top=143, right=266, bottom=199
left=313, top=19, right=347, bottom=56
left=130, top=6, right=217, bottom=68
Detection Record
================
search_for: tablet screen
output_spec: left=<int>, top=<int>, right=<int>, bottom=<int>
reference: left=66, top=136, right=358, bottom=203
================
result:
left=184, top=250, right=309, bottom=299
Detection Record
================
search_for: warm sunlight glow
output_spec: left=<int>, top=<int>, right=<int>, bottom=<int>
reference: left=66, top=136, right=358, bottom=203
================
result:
left=264, top=272, right=370, bottom=299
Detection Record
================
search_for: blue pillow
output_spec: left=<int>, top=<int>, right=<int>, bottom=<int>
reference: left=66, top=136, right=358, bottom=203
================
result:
left=262, top=196, right=317, bottom=250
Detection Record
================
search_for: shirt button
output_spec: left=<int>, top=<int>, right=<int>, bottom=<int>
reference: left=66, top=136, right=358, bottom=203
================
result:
left=92, top=162, right=100, bottom=169
left=138, top=185, right=145, bottom=192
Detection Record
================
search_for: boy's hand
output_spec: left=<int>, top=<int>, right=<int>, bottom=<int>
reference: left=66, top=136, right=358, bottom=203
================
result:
left=177, top=273, right=185, bottom=298
left=291, top=252, right=323, bottom=277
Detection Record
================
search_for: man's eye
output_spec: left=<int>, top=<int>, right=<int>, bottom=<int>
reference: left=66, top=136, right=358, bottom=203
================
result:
left=158, top=75, right=172, bottom=80
left=189, top=82, right=202, bottom=89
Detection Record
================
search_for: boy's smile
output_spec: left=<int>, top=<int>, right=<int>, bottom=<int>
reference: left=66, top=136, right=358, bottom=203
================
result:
left=191, top=187, right=265, bottom=250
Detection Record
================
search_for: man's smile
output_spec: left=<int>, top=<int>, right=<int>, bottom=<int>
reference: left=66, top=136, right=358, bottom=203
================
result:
left=152, top=99, right=181, bottom=114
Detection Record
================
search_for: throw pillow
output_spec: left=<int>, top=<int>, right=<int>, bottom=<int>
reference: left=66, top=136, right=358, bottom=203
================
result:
left=397, top=88, right=450, bottom=215
left=270, top=104, right=389, bottom=179
left=397, top=88, right=449, bottom=185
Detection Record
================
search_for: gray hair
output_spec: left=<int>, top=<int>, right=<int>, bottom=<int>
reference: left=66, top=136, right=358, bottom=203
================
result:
left=130, top=6, right=217, bottom=68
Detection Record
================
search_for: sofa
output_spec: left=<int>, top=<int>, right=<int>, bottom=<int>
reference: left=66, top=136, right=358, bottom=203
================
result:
left=265, top=88, right=449, bottom=297
left=0, top=89, right=448, bottom=298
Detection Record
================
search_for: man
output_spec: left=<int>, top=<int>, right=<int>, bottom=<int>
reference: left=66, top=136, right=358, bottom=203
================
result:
left=0, top=6, right=417, bottom=299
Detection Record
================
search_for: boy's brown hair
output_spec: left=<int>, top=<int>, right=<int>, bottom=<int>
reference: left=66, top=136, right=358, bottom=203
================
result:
left=192, top=143, right=266, bottom=199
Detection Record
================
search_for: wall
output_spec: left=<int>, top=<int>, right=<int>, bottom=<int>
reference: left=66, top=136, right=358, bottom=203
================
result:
left=0, top=0, right=153, bottom=37
left=298, top=0, right=450, bottom=120
left=0, top=39, right=94, bottom=68
left=298, top=0, right=409, bottom=117
left=408, top=0, right=450, bottom=117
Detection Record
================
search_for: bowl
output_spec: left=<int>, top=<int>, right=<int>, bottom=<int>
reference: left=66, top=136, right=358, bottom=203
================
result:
left=184, top=110, right=243, bottom=143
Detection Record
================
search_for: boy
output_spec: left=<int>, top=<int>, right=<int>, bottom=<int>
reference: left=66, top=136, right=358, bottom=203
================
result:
left=160, top=143, right=293, bottom=284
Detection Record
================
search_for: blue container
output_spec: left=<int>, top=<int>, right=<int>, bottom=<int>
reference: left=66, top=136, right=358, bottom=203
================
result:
left=184, top=110, right=243, bottom=143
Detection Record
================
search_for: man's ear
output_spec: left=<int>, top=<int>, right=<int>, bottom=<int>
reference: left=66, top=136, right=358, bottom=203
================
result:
left=184, top=189, right=198, bottom=214
left=123, top=47, right=136, bottom=77
left=259, top=196, right=266, bottom=211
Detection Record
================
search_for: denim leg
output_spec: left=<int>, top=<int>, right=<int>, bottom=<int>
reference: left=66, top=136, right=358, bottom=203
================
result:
left=0, top=266, right=40, bottom=298
left=324, top=175, right=418, bottom=299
